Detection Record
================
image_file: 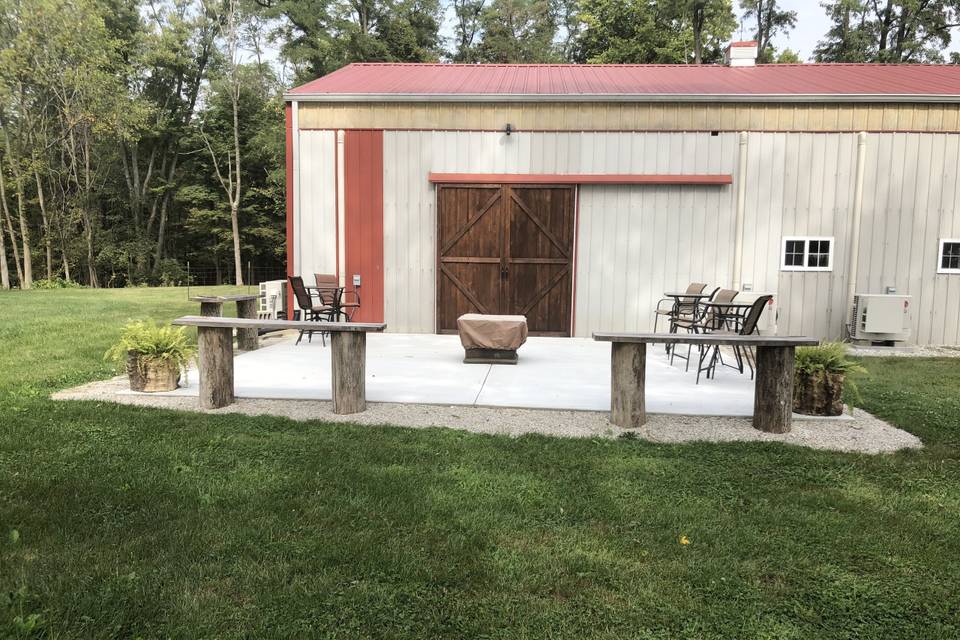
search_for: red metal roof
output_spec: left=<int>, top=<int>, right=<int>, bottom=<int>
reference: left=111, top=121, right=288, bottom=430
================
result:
left=287, top=63, right=960, bottom=102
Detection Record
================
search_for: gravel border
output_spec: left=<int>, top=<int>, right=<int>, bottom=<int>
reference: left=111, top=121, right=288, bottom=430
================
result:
left=847, top=344, right=960, bottom=358
left=52, top=376, right=922, bottom=454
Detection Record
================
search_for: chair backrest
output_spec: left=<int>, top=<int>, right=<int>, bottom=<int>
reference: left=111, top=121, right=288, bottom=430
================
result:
left=739, top=295, right=773, bottom=335
left=713, top=288, right=738, bottom=304
left=314, top=273, right=338, bottom=288
left=288, top=276, right=313, bottom=311
left=699, top=288, right=735, bottom=329
left=686, top=282, right=708, bottom=294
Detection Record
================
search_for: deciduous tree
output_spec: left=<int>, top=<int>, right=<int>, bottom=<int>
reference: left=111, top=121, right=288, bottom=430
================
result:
left=815, top=0, right=959, bottom=63
left=739, top=0, right=797, bottom=63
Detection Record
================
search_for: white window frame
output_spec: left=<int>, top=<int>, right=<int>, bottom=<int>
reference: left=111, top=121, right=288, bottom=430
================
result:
left=939, top=238, right=960, bottom=274
left=780, top=236, right=834, bottom=272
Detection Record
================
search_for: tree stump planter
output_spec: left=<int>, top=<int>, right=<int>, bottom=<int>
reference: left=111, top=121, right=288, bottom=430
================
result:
left=126, top=352, right=180, bottom=392
left=793, top=371, right=845, bottom=416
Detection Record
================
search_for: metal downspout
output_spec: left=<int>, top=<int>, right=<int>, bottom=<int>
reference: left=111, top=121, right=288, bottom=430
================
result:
left=845, top=132, right=868, bottom=337
left=732, top=131, right=748, bottom=288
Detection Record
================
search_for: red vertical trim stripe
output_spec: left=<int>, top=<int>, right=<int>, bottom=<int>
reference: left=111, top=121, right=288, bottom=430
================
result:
left=284, top=103, right=294, bottom=319
left=343, top=130, right=385, bottom=323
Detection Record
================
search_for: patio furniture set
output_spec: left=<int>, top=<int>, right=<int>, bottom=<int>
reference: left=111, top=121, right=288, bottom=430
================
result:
left=653, top=283, right=773, bottom=384
left=168, top=276, right=816, bottom=434
left=288, top=274, right=361, bottom=345
left=595, top=281, right=816, bottom=434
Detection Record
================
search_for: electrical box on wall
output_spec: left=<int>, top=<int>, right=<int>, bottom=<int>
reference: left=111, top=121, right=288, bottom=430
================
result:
left=353, top=274, right=361, bottom=287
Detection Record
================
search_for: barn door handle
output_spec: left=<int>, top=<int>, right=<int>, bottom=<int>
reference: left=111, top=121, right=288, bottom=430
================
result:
left=500, top=266, right=509, bottom=279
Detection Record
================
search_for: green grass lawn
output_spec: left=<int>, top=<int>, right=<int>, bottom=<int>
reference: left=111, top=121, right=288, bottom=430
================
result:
left=1, top=287, right=959, bottom=639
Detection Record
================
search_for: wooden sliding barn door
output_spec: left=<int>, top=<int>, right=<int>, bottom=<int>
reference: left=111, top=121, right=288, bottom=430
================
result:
left=437, top=184, right=575, bottom=336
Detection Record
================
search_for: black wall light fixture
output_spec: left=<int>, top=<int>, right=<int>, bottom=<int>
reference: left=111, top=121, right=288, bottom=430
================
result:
left=505, top=123, right=512, bottom=136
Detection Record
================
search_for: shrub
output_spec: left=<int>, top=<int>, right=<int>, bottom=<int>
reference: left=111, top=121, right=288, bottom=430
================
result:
left=155, top=259, right=190, bottom=287
left=795, top=342, right=865, bottom=376
left=32, top=278, right=83, bottom=290
left=105, top=321, right=196, bottom=374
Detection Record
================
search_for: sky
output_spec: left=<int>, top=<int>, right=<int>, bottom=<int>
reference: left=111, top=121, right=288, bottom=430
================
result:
left=756, top=0, right=960, bottom=61
left=740, top=0, right=832, bottom=61
left=434, top=1, right=960, bottom=63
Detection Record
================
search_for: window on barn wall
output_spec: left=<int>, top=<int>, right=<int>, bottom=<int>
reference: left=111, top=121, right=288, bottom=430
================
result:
left=780, top=237, right=834, bottom=272
left=940, top=239, right=960, bottom=274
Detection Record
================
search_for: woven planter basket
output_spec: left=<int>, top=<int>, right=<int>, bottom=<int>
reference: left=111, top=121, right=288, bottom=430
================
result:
left=793, top=370, right=845, bottom=416
left=126, top=352, right=181, bottom=393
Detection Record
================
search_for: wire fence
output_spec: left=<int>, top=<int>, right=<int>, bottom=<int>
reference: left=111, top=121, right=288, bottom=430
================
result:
left=183, top=264, right=287, bottom=287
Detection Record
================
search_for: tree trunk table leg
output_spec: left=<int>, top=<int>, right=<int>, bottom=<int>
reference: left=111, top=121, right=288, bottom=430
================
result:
left=198, top=326, right=234, bottom=409
left=331, top=331, right=366, bottom=414
left=235, top=299, right=259, bottom=351
left=199, top=301, right=224, bottom=317
left=753, top=345, right=794, bottom=434
left=610, top=342, right=646, bottom=428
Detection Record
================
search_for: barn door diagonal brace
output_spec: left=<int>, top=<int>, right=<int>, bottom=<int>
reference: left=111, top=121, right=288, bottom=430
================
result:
left=519, top=265, right=570, bottom=315
left=509, top=191, right=570, bottom=259
left=439, top=189, right=502, bottom=256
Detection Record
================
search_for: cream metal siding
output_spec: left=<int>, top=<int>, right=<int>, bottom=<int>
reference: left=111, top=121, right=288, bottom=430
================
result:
left=572, top=135, right=740, bottom=335
left=740, top=132, right=860, bottom=341
left=381, top=130, right=740, bottom=334
left=289, top=124, right=960, bottom=343
left=857, top=133, right=960, bottom=345
left=294, top=130, right=337, bottom=278
left=299, top=101, right=960, bottom=133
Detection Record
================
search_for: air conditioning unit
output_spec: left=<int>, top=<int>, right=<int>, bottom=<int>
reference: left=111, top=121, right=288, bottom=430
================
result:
left=850, top=294, right=911, bottom=342
left=259, top=280, right=287, bottom=319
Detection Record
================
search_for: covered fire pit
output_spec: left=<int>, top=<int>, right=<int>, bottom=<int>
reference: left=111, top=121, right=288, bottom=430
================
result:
left=457, top=314, right=528, bottom=365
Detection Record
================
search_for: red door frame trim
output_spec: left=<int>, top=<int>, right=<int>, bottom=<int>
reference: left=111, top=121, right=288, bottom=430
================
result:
left=428, top=172, right=732, bottom=185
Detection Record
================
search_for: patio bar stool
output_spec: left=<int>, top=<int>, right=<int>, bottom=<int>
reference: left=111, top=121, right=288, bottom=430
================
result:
left=670, top=287, right=733, bottom=370
left=289, top=276, right=335, bottom=345
left=695, top=295, right=773, bottom=383
left=652, top=282, right=708, bottom=334
left=314, top=273, right=361, bottom=322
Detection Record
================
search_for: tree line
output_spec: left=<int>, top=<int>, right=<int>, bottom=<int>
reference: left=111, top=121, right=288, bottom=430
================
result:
left=1, top=0, right=958, bottom=289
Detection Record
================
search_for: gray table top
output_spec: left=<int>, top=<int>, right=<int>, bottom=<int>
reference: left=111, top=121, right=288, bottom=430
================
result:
left=189, top=294, right=259, bottom=303
left=593, top=332, right=818, bottom=346
left=701, top=300, right=755, bottom=308
left=172, top=316, right=386, bottom=332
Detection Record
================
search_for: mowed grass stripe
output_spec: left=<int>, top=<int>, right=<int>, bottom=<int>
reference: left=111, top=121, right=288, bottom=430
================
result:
left=0, top=287, right=958, bottom=638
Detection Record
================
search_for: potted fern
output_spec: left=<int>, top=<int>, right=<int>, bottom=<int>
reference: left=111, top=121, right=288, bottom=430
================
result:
left=106, top=321, right=196, bottom=392
left=793, top=342, right=865, bottom=416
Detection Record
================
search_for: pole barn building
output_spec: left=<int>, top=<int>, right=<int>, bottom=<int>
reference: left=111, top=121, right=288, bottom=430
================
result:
left=284, top=47, right=960, bottom=345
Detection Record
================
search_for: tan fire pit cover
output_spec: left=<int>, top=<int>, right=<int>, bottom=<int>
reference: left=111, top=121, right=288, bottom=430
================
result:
left=457, top=314, right=528, bottom=350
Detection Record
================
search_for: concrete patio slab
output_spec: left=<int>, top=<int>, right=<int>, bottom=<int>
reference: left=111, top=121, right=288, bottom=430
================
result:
left=126, top=332, right=757, bottom=417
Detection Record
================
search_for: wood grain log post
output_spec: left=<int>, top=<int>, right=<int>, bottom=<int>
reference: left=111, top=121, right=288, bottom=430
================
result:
left=610, top=342, right=646, bottom=428
left=197, top=326, right=234, bottom=409
left=235, top=298, right=259, bottom=351
left=330, top=331, right=366, bottom=414
left=199, top=300, right=224, bottom=317
left=753, top=345, right=795, bottom=434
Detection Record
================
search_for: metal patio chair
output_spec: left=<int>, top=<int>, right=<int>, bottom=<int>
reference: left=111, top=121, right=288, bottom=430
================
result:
left=652, top=282, right=709, bottom=333
left=290, top=275, right=335, bottom=345
left=695, top=294, right=772, bottom=383
left=669, top=287, right=730, bottom=370
left=314, top=273, right=360, bottom=321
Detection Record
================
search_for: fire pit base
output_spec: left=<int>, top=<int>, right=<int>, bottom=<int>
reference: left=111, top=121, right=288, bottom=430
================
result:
left=463, top=347, right=519, bottom=365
